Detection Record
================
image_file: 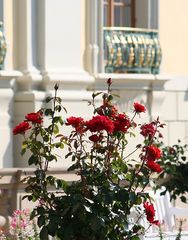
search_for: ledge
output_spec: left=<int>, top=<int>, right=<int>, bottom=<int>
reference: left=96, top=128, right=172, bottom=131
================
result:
left=41, top=70, right=95, bottom=91
left=94, top=73, right=171, bottom=91
left=0, top=168, right=79, bottom=189
left=0, top=70, right=22, bottom=78
left=164, top=75, right=188, bottom=91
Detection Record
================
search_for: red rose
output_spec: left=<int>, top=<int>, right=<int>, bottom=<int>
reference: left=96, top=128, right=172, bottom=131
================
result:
left=66, top=117, right=85, bottom=133
left=13, top=121, right=31, bottom=135
left=146, top=145, right=161, bottom=161
left=66, top=117, right=84, bottom=127
left=133, top=102, right=146, bottom=113
left=143, top=202, right=157, bottom=224
left=140, top=123, right=156, bottom=138
left=147, top=160, right=162, bottom=173
left=113, top=114, right=131, bottom=133
left=86, top=115, right=114, bottom=133
left=25, top=112, right=43, bottom=124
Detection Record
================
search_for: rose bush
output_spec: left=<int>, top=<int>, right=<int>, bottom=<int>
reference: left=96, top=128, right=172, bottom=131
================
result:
left=13, top=79, right=164, bottom=240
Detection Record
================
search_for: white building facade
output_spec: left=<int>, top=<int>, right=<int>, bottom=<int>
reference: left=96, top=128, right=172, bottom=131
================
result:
left=0, top=0, right=188, bottom=169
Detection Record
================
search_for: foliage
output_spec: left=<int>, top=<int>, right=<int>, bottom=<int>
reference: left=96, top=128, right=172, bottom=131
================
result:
left=156, top=140, right=188, bottom=202
left=13, top=79, right=165, bottom=240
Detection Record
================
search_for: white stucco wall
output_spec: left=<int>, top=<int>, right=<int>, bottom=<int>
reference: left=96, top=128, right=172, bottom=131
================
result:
left=159, top=0, right=188, bottom=75
left=0, top=0, right=188, bottom=168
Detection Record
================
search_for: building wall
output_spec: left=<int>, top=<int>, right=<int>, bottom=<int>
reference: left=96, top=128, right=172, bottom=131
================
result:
left=159, top=0, right=188, bottom=147
left=159, top=0, right=188, bottom=75
left=0, top=0, right=188, bottom=168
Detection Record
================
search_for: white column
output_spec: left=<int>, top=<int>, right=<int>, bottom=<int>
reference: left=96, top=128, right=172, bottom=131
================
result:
left=36, top=0, right=93, bottom=90
left=85, top=0, right=100, bottom=74
left=0, top=71, right=22, bottom=167
left=13, top=0, right=41, bottom=90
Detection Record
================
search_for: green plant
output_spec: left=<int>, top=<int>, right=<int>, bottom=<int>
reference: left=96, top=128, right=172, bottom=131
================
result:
left=156, top=140, right=188, bottom=202
left=13, top=79, right=164, bottom=240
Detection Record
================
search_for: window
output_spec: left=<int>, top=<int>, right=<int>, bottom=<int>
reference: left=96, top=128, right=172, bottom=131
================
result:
left=103, top=0, right=136, bottom=27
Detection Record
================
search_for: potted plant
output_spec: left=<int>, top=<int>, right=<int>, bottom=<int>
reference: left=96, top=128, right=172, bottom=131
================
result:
left=13, top=79, right=164, bottom=240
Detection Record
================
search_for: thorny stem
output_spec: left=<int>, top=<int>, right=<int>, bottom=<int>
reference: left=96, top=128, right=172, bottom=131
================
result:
left=44, top=87, right=58, bottom=171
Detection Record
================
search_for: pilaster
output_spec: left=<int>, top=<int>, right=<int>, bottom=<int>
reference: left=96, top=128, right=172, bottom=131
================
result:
left=0, top=70, right=22, bottom=167
left=13, top=0, right=41, bottom=90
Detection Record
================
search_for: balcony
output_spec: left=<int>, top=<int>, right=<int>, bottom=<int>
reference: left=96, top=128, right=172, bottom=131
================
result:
left=104, top=27, right=162, bottom=74
left=0, top=22, right=6, bottom=70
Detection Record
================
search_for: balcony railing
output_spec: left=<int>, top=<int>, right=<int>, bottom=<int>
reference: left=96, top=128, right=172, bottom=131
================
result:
left=0, top=21, right=6, bottom=70
left=104, top=27, right=162, bottom=74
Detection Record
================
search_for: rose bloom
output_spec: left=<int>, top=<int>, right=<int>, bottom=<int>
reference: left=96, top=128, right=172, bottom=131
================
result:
left=133, top=102, right=146, bottom=113
left=66, top=117, right=84, bottom=127
left=13, top=122, right=31, bottom=135
left=143, top=202, right=159, bottom=225
left=146, top=145, right=161, bottom=161
left=147, top=160, right=162, bottom=173
left=144, top=201, right=155, bottom=223
left=140, top=123, right=156, bottom=138
left=25, top=112, right=43, bottom=124
left=66, top=117, right=85, bottom=133
left=113, top=113, right=131, bottom=133
left=86, top=115, right=114, bottom=133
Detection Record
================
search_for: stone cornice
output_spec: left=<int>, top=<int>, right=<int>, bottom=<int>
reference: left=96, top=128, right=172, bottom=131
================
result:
left=94, top=73, right=171, bottom=91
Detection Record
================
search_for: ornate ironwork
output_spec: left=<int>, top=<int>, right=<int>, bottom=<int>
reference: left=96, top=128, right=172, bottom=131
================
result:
left=104, top=27, right=162, bottom=74
left=0, top=22, right=7, bottom=70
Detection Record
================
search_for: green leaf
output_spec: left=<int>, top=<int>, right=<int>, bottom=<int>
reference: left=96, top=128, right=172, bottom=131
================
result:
left=130, top=236, right=141, bottom=240
left=28, top=155, right=38, bottom=165
left=47, top=220, right=58, bottom=237
left=37, top=207, right=45, bottom=215
left=43, top=135, right=49, bottom=142
left=62, top=106, right=67, bottom=114
left=65, top=152, right=72, bottom=159
left=67, top=162, right=80, bottom=171
left=21, top=142, right=28, bottom=155
left=55, top=105, right=62, bottom=112
left=130, top=192, right=137, bottom=204
left=180, top=195, right=187, bottom=203
left=116, top=189, right=129, bottom=202
left=55, top=142, right=64, bottom=149
left=40, top=226, right=48, bottom=240
left=38, top=215, right=46, bottom=227
left=53, top=116, right=63, bottom=124
left=30, top=209, right=37, bottom=220
left=45, top=108, right=53, bottom=116
left=47, top=176, right=55, bottom=185
left=90, top=216, right=103, bottom=231
left=56, top=179, right=67, bottom=189
left=21, top=148, right=26, bottom=156
left=53, top=124, right=59, bottom=134
left=108, top=94, right=113, bottom=101
left=46, top=155, right=57, bottom=162
left=45, top=96, right=53, bottom=103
